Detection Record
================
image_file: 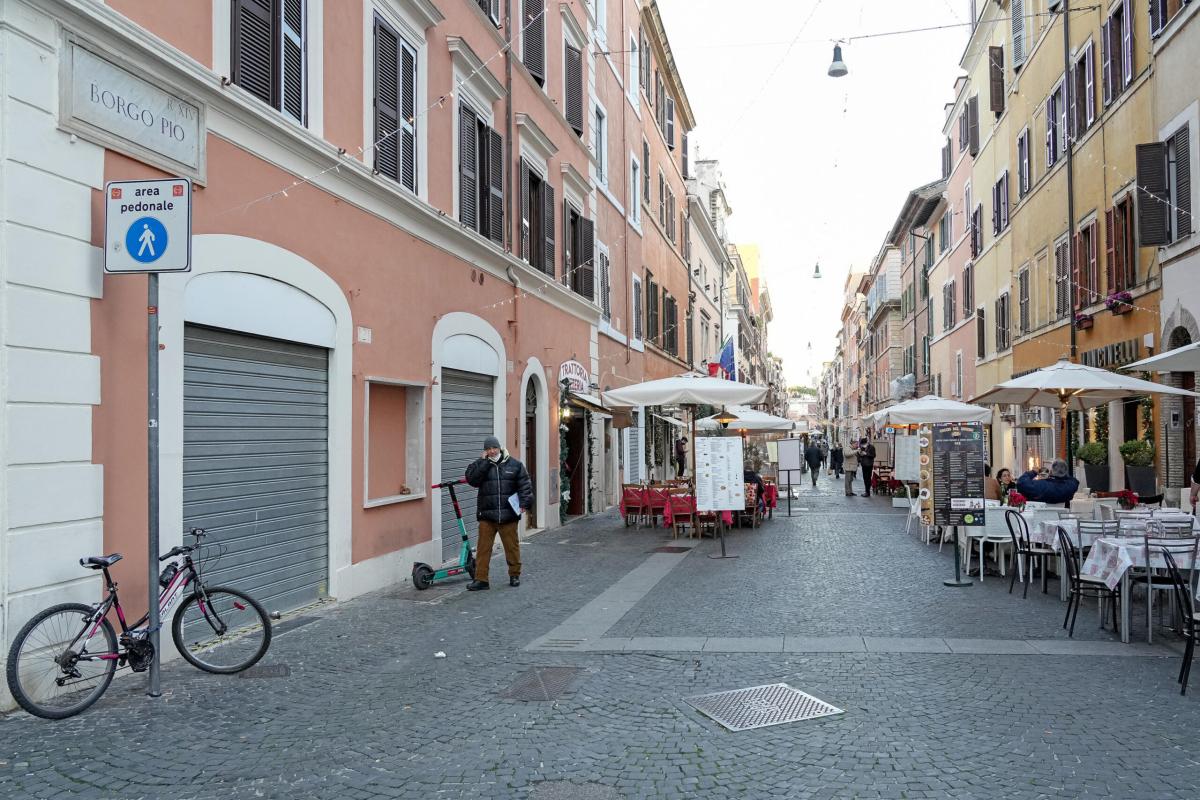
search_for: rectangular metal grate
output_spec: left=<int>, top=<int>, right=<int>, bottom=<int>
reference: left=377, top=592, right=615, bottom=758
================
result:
left=685, top=683, right=843, bottom=731
left=238, top=664, right=291, bottom=679
left=653, top=546, right=691, bottom=553
left=500, top=666, right=583, bottom=701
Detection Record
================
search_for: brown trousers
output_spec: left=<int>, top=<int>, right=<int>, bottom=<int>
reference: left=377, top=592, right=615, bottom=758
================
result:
left=475, top=520, right=521, bottom=582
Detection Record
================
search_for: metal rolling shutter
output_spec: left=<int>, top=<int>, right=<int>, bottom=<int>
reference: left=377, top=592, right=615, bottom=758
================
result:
left=182, top=326, right=329, bottom=614
left=440, top=369, right=495, bottom=561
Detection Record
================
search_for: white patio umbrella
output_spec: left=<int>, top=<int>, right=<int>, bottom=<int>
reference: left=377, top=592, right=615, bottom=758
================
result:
left=696, top=405, right=795, bottom=432
left=873, top=395, right=992, bottom=426
left=970, top=357, right=1200, bottom=459
left=1124, top=341, right=1200, bottom=373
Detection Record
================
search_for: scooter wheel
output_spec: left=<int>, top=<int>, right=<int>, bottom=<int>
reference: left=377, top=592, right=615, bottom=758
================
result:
left=412, top=563, right=434, bottom=590
left=466, top=555, right=477, bottom=580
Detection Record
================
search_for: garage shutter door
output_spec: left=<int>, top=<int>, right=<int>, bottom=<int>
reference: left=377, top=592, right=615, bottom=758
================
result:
left=183, top=326, right=329, bottom=614
left=440, top=369, right=495, bottom=560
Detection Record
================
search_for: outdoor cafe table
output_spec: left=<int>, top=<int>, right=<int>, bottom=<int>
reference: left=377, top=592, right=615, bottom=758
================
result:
left=660, top=495, right=733, bottom=531
left=1081, top=536, right=1200, bottom=644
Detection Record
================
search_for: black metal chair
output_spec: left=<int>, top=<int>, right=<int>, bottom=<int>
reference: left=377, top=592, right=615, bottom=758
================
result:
left=1005, top=509, right=1054, bottom=598
left=1131, top=526, right=1200, bottom=644
left=1161, top=548, right=1198, bottom=695
left=1057, top=526, right=1120, bottom=638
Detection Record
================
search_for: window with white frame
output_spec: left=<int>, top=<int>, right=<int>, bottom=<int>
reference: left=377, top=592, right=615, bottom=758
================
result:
left=628, top=32, right=640, bottom=110
left=593, top=0, right=606, bottom=45
left=1070, top=40, right=1096, bottom=139
left=1046, top=78, right=1066, bottom=168
left=373, top=12, right=419, bottom=193
left=1101, top=0, right=1133, bottom=106
left=1017, top=127, right=1031, bottom=198
left=232, top=0, right=308, bottom=124
left=632, top=274, right=643, bottom=340
left=598, top=247, right=611, bottom=321
left=629, top=155, right=641, bottom=224
left=593, top=105, right=607, bottom=184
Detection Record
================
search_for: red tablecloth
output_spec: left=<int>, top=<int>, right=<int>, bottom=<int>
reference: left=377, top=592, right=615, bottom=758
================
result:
left=661, top=496, right=732, bottom=527
left=762, top=484, right=778, bottom=510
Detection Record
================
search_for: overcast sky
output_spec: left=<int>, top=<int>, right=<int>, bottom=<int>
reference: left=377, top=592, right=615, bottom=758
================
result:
left=658, top=0, right=970, bottom=388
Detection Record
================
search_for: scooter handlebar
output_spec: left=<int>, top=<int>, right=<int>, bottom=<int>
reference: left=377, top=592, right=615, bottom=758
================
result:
left=431, top=478, right=468, bottom=489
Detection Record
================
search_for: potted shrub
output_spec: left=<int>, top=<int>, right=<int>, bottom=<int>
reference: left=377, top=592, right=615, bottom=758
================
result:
left=1075, top=312, right=1094, bottom=330
left=1076, top=441, right=1109, bottom=493
left=1119, top=439, right=1157, bottom=496
left=1106, top=290, right=1134, bottom=315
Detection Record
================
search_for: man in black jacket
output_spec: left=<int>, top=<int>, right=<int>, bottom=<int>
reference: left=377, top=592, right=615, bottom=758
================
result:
left=857, top=438, right=876, bottom=497
left=464, top=436, right=534, bottom=591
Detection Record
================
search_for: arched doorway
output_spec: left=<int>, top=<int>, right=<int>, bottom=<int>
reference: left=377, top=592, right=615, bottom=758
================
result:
left=1168, top=327, right=1195, bottom=487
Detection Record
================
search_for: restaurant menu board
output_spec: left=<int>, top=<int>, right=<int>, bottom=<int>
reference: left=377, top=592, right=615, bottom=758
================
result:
left=695, top=437, right=745, bottom=512
left=893, top=435, right=920, bottom=483
left=930, top=422, right=986, bottom=527
left=777, top=438, right=803, bottom=473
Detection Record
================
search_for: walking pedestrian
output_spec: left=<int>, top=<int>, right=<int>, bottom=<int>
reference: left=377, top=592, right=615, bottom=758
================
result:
left=830, top=443, right=844, bottom=477
left=804, top=440, right=823, bottom=488
left=842, top=445, right=858, bottom=496
left=464, top=436, right=534, bottom=591
left=857, top=437, right=876, bottom=497
left=819, top=439, right=829, bottom=471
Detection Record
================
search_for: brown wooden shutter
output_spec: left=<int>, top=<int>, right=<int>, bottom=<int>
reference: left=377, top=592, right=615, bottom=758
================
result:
left=459, top=104, right=479, bottom=231
left=488, top=128, right=504, bottom=246
left=232, top=0, right=275, bottom=107
left=989, top=46, right=1005, bottom=114
left=1136, top=142, right=1171, bottom=246
left=1104, top=207, right=1116, bottom=293
left=1175, top=125, right=1192, bottom=239
left=565, top=43, right=583, bottom=136
left=519, top=159, right=530, bottom=259
left=1071, top=232, right=1082, bottom=310
left=967, top=95, right=980, bottom=156
left=280, top=0, right=305, bottom=123
left=1115, top=199, right=1128, bottom=287
left=1087, top=221, right=1099, bottom=303
left=522, top=0, right=545, bottom=84
left=543, top=181, right=555, bottom=276
left=579, top=217, right=595, bottom=301
left=372, top=16, right=400, bottom=182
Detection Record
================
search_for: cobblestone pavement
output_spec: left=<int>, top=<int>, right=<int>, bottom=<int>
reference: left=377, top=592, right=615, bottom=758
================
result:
left=4, top=477, right=1200, bottom=799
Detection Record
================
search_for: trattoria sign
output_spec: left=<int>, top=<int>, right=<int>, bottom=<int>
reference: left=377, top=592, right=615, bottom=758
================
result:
left=63, top=41, right=205, bottom=179
left=558, top=361, right=589, bottom=394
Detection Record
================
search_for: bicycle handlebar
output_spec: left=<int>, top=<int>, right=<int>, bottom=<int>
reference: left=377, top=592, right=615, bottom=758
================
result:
left=158, top=528, right=207, bottom=561
left=431, top=479, right=468, bottom=489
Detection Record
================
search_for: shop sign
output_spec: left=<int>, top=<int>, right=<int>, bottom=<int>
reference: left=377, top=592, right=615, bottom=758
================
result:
left=558, top=360, right=589, bottom=394
left=62, top=40, right=205, bottom=180
left=1080, top=338, right=1141, bottom=370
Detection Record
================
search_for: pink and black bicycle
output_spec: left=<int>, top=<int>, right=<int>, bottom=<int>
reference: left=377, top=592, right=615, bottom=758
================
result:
left=5, top=528, right=272, bottom=719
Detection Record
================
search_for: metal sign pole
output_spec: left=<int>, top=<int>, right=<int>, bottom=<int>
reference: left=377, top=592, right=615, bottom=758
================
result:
left=147, top=273, right=162, bottom=696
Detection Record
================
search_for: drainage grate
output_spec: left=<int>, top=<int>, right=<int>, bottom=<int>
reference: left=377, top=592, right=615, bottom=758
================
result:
left=500, top=666, right=583, bottom=701
left=238, top=664, right=291, bottom=679
left=652, top=546, right=691, bottom=553
left=685, top=683, right=843, bottom=731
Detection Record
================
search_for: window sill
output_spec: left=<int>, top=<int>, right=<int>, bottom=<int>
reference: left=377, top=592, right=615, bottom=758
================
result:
left=365, top=492, right=427, bottom=509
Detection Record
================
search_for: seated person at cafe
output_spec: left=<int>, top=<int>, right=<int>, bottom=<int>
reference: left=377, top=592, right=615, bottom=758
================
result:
left=984, top=464, right=1002, bottom=501
left=744, top=461, right=766, bottom=511
left=996, top=467, right=1015, bottom=497
left=1016, top=459, right=1079, bottom=506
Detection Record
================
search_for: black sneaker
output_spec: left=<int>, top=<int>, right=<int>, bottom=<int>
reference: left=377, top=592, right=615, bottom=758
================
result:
left=509, top=576, right=520, bottom=588
left=467, top=580, right=490, bottom=591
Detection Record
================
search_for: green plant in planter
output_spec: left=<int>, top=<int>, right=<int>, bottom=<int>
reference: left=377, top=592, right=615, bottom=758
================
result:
left=1119, top=439, right=1155, bottom=467
left=1076, top=441, right=1108, bottom=466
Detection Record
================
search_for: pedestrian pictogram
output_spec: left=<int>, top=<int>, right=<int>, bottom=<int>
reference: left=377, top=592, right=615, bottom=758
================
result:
left=104, top=178, right=191, bottom=273
left=126, top=217, right=169, bottom=263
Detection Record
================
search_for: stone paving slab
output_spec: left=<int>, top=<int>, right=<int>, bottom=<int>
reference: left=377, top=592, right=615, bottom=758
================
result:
left=702, top=636, right=785, bottom=652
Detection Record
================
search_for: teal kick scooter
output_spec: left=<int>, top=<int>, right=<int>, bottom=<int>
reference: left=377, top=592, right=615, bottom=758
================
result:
left=412, top=479, right=476, bottom=589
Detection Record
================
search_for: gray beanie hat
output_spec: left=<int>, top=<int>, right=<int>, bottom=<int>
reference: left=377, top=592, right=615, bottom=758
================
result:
left=1050, top=459, right=1069, bottom=478
left=483, top=435, right=502, bottom=450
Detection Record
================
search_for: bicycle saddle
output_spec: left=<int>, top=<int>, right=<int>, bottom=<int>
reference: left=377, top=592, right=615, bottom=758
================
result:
left=79, top=554, right=123, bottom=569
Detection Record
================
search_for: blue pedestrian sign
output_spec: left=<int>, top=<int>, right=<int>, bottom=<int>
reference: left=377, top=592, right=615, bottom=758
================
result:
left=125, top=217, right=169, bottom=264
left=104, top=178, right=192, bottom=273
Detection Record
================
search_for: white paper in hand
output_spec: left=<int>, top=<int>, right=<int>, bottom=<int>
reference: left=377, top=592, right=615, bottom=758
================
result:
left=508, top=493, right=522, bottom=514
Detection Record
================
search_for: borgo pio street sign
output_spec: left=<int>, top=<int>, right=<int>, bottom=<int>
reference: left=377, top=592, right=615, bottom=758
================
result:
left=104, top=178, right=192, bottom=273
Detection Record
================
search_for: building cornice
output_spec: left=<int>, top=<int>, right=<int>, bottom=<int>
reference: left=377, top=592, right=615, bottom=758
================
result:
left=447, top=37, right=506, bottom=105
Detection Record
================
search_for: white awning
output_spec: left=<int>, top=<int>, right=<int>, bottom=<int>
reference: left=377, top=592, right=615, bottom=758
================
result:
left=653, top=413, right=687, bottom=429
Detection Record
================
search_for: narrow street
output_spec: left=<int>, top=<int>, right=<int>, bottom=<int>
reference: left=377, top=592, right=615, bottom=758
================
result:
left=4, top=481, right=1199, bottom=800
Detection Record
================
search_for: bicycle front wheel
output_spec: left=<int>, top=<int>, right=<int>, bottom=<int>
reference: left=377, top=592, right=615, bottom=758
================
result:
left=5, top=603, right=117, bottom=719
left=172, top=587, right=272, bottom=673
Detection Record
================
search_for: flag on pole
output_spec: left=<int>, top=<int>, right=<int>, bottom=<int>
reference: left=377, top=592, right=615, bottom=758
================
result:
left=718, top=337, right=736, bottom=381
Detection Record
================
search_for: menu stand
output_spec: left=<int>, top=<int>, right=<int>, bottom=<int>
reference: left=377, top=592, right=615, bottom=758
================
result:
left=943, top=525, right=973, bottom=587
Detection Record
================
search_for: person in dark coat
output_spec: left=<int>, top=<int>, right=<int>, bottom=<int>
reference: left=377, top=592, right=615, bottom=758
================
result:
left=857, top=438, right=876, bottom=497
left=830, top=444, right=845, bottom=477
left=675, top=436, right=688, bottom=478
left=1015, top=459, right=1079, bottom=507
left=804, top=441, right=824, bottom=487
left=743, top=461, right=766, bottom=511
left=464, top=435, right=534, bottom=590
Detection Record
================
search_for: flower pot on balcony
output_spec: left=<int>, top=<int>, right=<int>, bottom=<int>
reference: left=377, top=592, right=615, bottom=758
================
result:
left=1109, top=301, right=1132, bottom=316
left=1076, top=316, right=1094, bottom=330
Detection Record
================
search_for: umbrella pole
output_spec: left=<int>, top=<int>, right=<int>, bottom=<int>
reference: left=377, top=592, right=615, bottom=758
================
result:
left=1058, top=397, right=1069, bottom=462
